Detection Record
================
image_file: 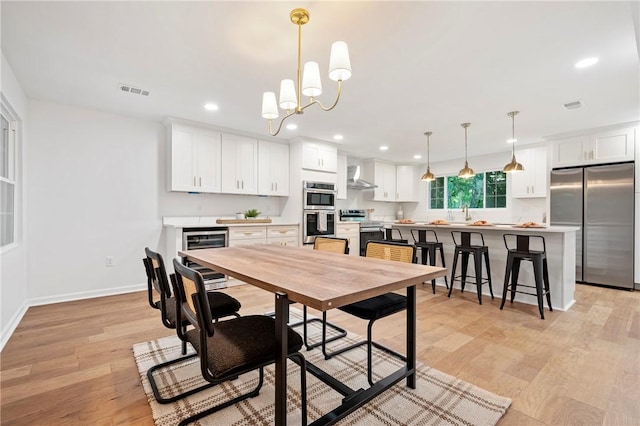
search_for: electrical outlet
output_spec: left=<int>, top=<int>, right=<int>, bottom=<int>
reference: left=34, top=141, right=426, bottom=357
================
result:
left=105, top=256, right=115, bottom=267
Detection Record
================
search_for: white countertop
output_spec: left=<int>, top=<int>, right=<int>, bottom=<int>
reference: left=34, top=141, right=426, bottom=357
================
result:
left=163, top=216, right=299, bottom=228
left=392, top=222, right=579, bottom=233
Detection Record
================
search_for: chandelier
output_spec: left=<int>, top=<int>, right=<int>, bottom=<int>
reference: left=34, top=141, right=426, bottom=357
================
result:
left=421, top=131, right=436, bottom=181
left=458, top=123, right=475, bottom=178
left=261, top=8, right=352, bottom=136
left=503, top=111, right=524, bottom=173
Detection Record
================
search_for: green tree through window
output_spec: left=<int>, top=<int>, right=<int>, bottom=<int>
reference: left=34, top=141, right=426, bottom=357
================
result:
left=428, top=170, right=507, bottom=210
left=485, top=171, right=507, bottom=208
left=429, top=177, right=445, bottom=209
left=447, top=174, right=484, bottom=208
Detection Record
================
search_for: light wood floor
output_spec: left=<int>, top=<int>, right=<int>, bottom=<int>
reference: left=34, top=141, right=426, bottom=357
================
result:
left=1, top=282, right=639, bottom=425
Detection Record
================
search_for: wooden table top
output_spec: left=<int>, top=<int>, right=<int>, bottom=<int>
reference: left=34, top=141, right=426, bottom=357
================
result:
left=179, top=245, right=447, bottom=311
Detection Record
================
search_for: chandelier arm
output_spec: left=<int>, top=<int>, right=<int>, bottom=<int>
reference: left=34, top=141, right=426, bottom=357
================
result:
left=299, top=80, right=343, bottom=112
left=267, top=110, right=298, bottom=137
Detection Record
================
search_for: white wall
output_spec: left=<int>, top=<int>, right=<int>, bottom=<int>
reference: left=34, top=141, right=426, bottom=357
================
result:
left=25, top=100, right=283, bottom=304
left=1, top=53, right=29, bottom=350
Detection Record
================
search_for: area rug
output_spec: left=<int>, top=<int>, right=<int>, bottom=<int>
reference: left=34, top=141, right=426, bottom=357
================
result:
left=133, top=309, right=511, bottom=425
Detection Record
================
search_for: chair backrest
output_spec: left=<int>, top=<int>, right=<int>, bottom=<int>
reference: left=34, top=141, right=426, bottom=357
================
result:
left=365, top=240, right=416, bottom=264
left=145, top=247, right=172, bottom=299
left=410, top=229, right=439, bottom=244
left=172, top=258, right=215, bottom=337
left=451, top=231, right=485, bottom=247
left=142, top=257, right=160, bottom=310
left=383, top=227, right=407, bottom=243
left=503, top=233, right=546, bottom=253
left=314, top=236, right=349, bottom=254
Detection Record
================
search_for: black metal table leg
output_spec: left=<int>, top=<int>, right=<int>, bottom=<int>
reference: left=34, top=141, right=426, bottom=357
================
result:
left=407, top=284, right=416, bottom=389
left=275, top=292, right=289, bottom=426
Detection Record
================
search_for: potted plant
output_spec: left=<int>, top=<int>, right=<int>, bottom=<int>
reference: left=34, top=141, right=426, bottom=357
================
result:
left=244, top=209, right=261, bottom=219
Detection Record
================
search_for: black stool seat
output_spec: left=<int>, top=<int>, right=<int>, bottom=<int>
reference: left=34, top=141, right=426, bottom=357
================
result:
left=500, top=234, right=552, bottom=319
left=410, top=229, right=449, bottom=293
left=448, top=231, right=494, bottom=304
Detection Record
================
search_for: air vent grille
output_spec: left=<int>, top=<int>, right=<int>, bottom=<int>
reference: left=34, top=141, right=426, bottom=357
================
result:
left=118, top=83, right=150, bottom=97
left=564, top=100, right=582, bottom=109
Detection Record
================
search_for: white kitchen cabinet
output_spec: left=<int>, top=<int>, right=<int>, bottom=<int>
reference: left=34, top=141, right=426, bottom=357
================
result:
left=228, top=226, right=267, bottom=246
left=552, top=127, right=635, bottom=168
left=258, top=140, right=289, bottom=196
left=363, top=160, right=396, bottom=201
left=336, top=222, right=360, bottom=256
left=395, top=165, right=419, bottom=202
left=510, top=146, right=548, bottom=198
left=302, top=141, right=337, bottom=173
left=221, top=133, right=258, bottom=195
left=267, top=225, right=299, bottom=247
left=336, top=154, right=347, bottom=200
left=169, top=124, right=221, bottom=193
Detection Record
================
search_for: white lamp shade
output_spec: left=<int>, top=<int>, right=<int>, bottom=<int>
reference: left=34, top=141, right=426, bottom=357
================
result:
left=302, top=61, right=322, bottom=97
left=261, top=92, right=279, bottom=119
left=329, top=41, right=352, bottom=81
left=279, top=79, right=297, bottom=110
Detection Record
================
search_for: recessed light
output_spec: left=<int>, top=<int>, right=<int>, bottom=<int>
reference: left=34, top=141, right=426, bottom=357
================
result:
left=204, top=103, right=219, bottom=111
left=286, top=123, right=298, bottom=130
left=507, top=138, right=517, bottom=144
left=333, top=134, right=344, bottom=141
left=574, top=57, right=598, bottom=68
left=413, top=154, right=422, bottom=159
left=379, top=146, right=389, bottom=151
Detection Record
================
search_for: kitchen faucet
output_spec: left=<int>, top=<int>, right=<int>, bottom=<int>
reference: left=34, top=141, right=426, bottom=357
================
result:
left=462, top=204, right=472, bottom=221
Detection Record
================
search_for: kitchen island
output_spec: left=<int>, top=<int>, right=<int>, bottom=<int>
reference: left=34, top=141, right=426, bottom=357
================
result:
left=392, top=223, right=579, bottom=311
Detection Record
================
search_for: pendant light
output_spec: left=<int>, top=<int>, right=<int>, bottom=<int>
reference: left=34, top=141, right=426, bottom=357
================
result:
left=458, top=122, right=475, bottom=178
left=421, top=131, right=436, bottom=181
left=503, top=111, right=524, bottom=173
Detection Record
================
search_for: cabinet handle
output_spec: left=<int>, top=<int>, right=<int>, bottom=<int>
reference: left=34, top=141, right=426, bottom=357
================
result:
left=243, top=232, right=253, bottom=236
left=271, top=183, right=274, bottom=191
left=193, top=176, right=196, bottom=186
left=199, top=177, right=202, bottom=186
left=590, top=150, right=594, bottom=160
left=584, top=150, right=588, bottom=160
left=236, top=180, right=240, bottom=189
left=275, top=182, right=278, bottom=191
left=241, top=180, right=244, bottom=189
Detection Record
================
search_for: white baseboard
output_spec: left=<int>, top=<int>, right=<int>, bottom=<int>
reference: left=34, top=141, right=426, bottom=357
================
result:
left=0, top=301, right=29, bottom=352
left=27, top=283, right=147, bottom=307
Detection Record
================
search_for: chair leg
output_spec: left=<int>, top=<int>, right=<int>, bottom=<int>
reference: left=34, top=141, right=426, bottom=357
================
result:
left=484, top=250, right=494, bottom=299
left=438, top=245, right=449, bottom=289
left=460, top=252, right=470, bottom=292
left=543, top=259, right=553, bottom=312
left=474, top=251, right=483, bottom=305
left=510, top=258, right=521, bottom=303
left=292, top=306, right=348, bottom=350
left=500, top=254, right=513, bottom=310
left=148, top=352, right=217, bottom=404
left=533, top=258, right=545, bottom=319
left=448, top=250, right=459, bottom=298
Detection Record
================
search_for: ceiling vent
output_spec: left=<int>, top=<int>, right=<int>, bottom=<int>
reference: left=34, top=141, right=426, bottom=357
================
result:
left=118, top=83, right=150, bottom=97
left=563, top=100, right=582, bottom=110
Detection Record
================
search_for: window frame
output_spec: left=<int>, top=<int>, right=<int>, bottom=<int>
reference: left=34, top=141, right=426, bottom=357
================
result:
left=428, top=169, right=508, bottom=210
left=1, top=102, right=18, bottom=252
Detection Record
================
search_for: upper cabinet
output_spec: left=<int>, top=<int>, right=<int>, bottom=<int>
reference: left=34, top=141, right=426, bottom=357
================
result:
left=395, top=165, right=419, bottom=202
left=221, top=133, right=258, bottom=195
left=169, top=123, right=221, bottom=193
left=552, top=127, right=635, bottom=168
left=258, top=140, right=289, bottom=196
left=302, top=141, right=337, bottom=173
left=510, top=146, right=548, bottom=198
left=336, top=154, right=347, bottom=200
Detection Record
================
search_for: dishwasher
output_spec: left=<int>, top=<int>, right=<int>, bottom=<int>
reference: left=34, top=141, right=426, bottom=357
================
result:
left=182, top=227, right=228, bottom=289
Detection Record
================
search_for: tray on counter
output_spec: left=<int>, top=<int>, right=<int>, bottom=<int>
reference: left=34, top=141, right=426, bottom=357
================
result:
left=216, top=218, right=272, bottom=224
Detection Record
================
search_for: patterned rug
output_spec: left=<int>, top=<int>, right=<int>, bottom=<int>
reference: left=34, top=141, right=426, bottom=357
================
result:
left=133, top=309, right=511, bottom=425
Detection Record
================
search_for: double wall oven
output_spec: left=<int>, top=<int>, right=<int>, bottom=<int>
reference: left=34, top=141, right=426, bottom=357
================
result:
left=303, top=181, right=336, bottom=245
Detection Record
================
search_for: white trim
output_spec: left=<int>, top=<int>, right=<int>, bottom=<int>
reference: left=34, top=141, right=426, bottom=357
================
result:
left=28, top=283, right=147, bottom=307
left=0, top=300, right=28, bottom=352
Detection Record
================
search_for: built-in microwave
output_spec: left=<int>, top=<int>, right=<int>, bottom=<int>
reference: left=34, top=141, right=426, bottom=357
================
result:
left=303, top=181, right=336, bottom=210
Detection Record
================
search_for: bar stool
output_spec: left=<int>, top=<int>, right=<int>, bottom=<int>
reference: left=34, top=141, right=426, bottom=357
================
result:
left=410, top=229, right=449, bottom=294
left=500, top=234, right=552, bottom=319
left=383, top=227, right=408, bottom=243
left=448, top=231, right=494, bottom=304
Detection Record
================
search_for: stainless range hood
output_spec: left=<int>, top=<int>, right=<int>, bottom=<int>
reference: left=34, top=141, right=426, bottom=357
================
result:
left=347, top=165, right=377, bottom=190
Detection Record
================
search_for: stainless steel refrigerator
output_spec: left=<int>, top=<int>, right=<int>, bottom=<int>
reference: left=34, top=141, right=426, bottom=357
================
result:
left=550, top=162, right=634, bottom=289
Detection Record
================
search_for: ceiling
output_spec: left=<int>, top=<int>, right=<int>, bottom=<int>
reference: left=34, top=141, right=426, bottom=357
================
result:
left=2, top=1, right=639, bottom=164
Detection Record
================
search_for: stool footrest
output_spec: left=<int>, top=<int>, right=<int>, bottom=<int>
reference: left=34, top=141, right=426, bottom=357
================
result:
left=452, top=275, right=490, bottom=284
left=504, top=283, right=550, bottom=298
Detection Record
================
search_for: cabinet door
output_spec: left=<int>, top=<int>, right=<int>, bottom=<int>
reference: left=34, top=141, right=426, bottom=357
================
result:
left=396, top=165, right=417, bottom=202
left=371, top=161, right=396, bottom=201
left=336, top=155, right=347, bottom=200
left=552, top=136, right=589, bottom=168
left=258, top=141, right=289, bottom=196
left=336, top=223, right=359, bottom=256
left=592, top=127, right=634, bottom=163
left=171, top=129, right=196, bottom=191
left=510, top=147, right=547, bottom=198
left=195, top=132, right=221, bottom=193
left=530, top=146, right=548, bottom=197
left=221, top=134, right=257, bottom=194
left=302, top=142, right=337, bottom=172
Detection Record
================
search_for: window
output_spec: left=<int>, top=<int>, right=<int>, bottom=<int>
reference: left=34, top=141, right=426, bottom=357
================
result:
left=1, top=113, right=15, bottom=247
left=429, top=170, right=506, bottom=209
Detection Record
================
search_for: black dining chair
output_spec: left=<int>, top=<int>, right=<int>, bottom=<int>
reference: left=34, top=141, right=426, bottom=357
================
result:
left=143, top=247, right=242, bottom=404
left=172, top=259, right=308, bottom=426
left=321, top=240, right=415, bottom=386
